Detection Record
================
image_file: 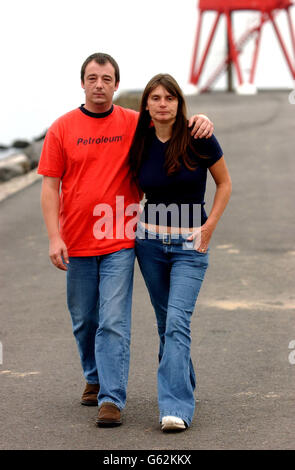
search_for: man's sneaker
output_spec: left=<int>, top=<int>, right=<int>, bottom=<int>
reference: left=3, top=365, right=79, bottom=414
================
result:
left=96, top=402, right=122, bottom=427
left=161, top=416, right=186, bottom=432
left=80, top=383, right=100, bottom=406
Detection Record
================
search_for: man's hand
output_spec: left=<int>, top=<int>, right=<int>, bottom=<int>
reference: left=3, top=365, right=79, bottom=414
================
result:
left=49, top=235, right=69, bottom=271
left=188, top=114, right=214, bottom=139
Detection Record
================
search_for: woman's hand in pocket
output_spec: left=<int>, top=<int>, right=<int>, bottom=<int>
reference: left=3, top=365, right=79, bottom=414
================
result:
left=187, top=223, right=213, bottom=253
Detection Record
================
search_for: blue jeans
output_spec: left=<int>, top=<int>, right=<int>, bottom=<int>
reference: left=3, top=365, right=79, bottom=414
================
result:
left=135, top=224, right=209, bottom=426
left=66, top=248, right=135, bottom=410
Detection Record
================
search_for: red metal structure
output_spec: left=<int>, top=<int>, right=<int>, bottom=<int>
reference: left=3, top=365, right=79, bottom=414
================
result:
left=189, top=0, right=295, bottom=92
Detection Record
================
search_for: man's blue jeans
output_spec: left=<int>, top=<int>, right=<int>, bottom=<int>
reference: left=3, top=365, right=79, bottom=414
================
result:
left=135, top=224, right=209, bottom=426
left=66, top=248, right=135, bottom=410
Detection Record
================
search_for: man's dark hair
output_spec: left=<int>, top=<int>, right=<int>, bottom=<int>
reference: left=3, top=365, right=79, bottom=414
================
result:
left=81, top=53, right=120, bottom=84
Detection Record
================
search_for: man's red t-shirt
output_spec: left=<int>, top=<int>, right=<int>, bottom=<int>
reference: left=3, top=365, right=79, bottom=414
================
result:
left=37, top=105, right=141, bottom=256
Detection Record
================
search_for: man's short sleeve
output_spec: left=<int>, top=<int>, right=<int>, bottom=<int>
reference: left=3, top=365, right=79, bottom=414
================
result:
left=37, top=125, right=65, bottom=178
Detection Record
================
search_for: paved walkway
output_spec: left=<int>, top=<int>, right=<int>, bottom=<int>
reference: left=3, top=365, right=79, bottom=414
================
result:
left=0, top=91, right=295, bottom=450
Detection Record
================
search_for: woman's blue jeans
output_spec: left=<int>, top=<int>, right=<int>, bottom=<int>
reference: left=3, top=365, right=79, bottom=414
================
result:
left=66, top=248, right=135, bottom=410
left=135, top=224, right=209, bottom=426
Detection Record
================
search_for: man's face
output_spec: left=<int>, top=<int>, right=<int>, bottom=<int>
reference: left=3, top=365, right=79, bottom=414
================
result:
left=81, top=60, right=119, bottom=112
left=146, top=85, right=178, bottom=125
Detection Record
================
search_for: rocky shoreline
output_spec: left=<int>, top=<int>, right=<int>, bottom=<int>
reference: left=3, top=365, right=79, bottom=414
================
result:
left=0, top=133, right=45, bottom=183
left=0, top=134, right=45, bottom=202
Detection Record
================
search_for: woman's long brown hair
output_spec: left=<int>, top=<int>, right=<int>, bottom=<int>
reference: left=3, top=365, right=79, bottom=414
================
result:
left=129, top=74, right=202, bottom=177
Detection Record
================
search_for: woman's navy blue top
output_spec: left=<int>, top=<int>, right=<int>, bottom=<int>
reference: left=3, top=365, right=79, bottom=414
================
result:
left=138, top=131, right=223, bottom=228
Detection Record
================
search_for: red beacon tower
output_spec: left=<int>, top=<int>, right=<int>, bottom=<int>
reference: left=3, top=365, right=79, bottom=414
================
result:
left=189, top=0, right=295, bottom=93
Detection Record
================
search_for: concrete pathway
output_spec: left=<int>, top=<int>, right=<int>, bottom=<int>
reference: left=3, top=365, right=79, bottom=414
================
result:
left=0, top=91, right=294, bottom=450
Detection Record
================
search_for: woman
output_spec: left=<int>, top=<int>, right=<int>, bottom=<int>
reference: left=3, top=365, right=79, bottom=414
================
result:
left=129, top=74, right=231, bottom=431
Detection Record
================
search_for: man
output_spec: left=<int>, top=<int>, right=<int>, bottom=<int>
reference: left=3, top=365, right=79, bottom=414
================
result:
left=38, top=52, right=213, bottom=427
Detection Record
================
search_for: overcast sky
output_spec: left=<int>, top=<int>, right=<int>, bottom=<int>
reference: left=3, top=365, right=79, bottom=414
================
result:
left=1, top=0, right=294, bottom=144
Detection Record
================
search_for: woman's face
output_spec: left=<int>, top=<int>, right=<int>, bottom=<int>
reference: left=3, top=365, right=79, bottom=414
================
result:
left=146, top=85, right=178, bottom=125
